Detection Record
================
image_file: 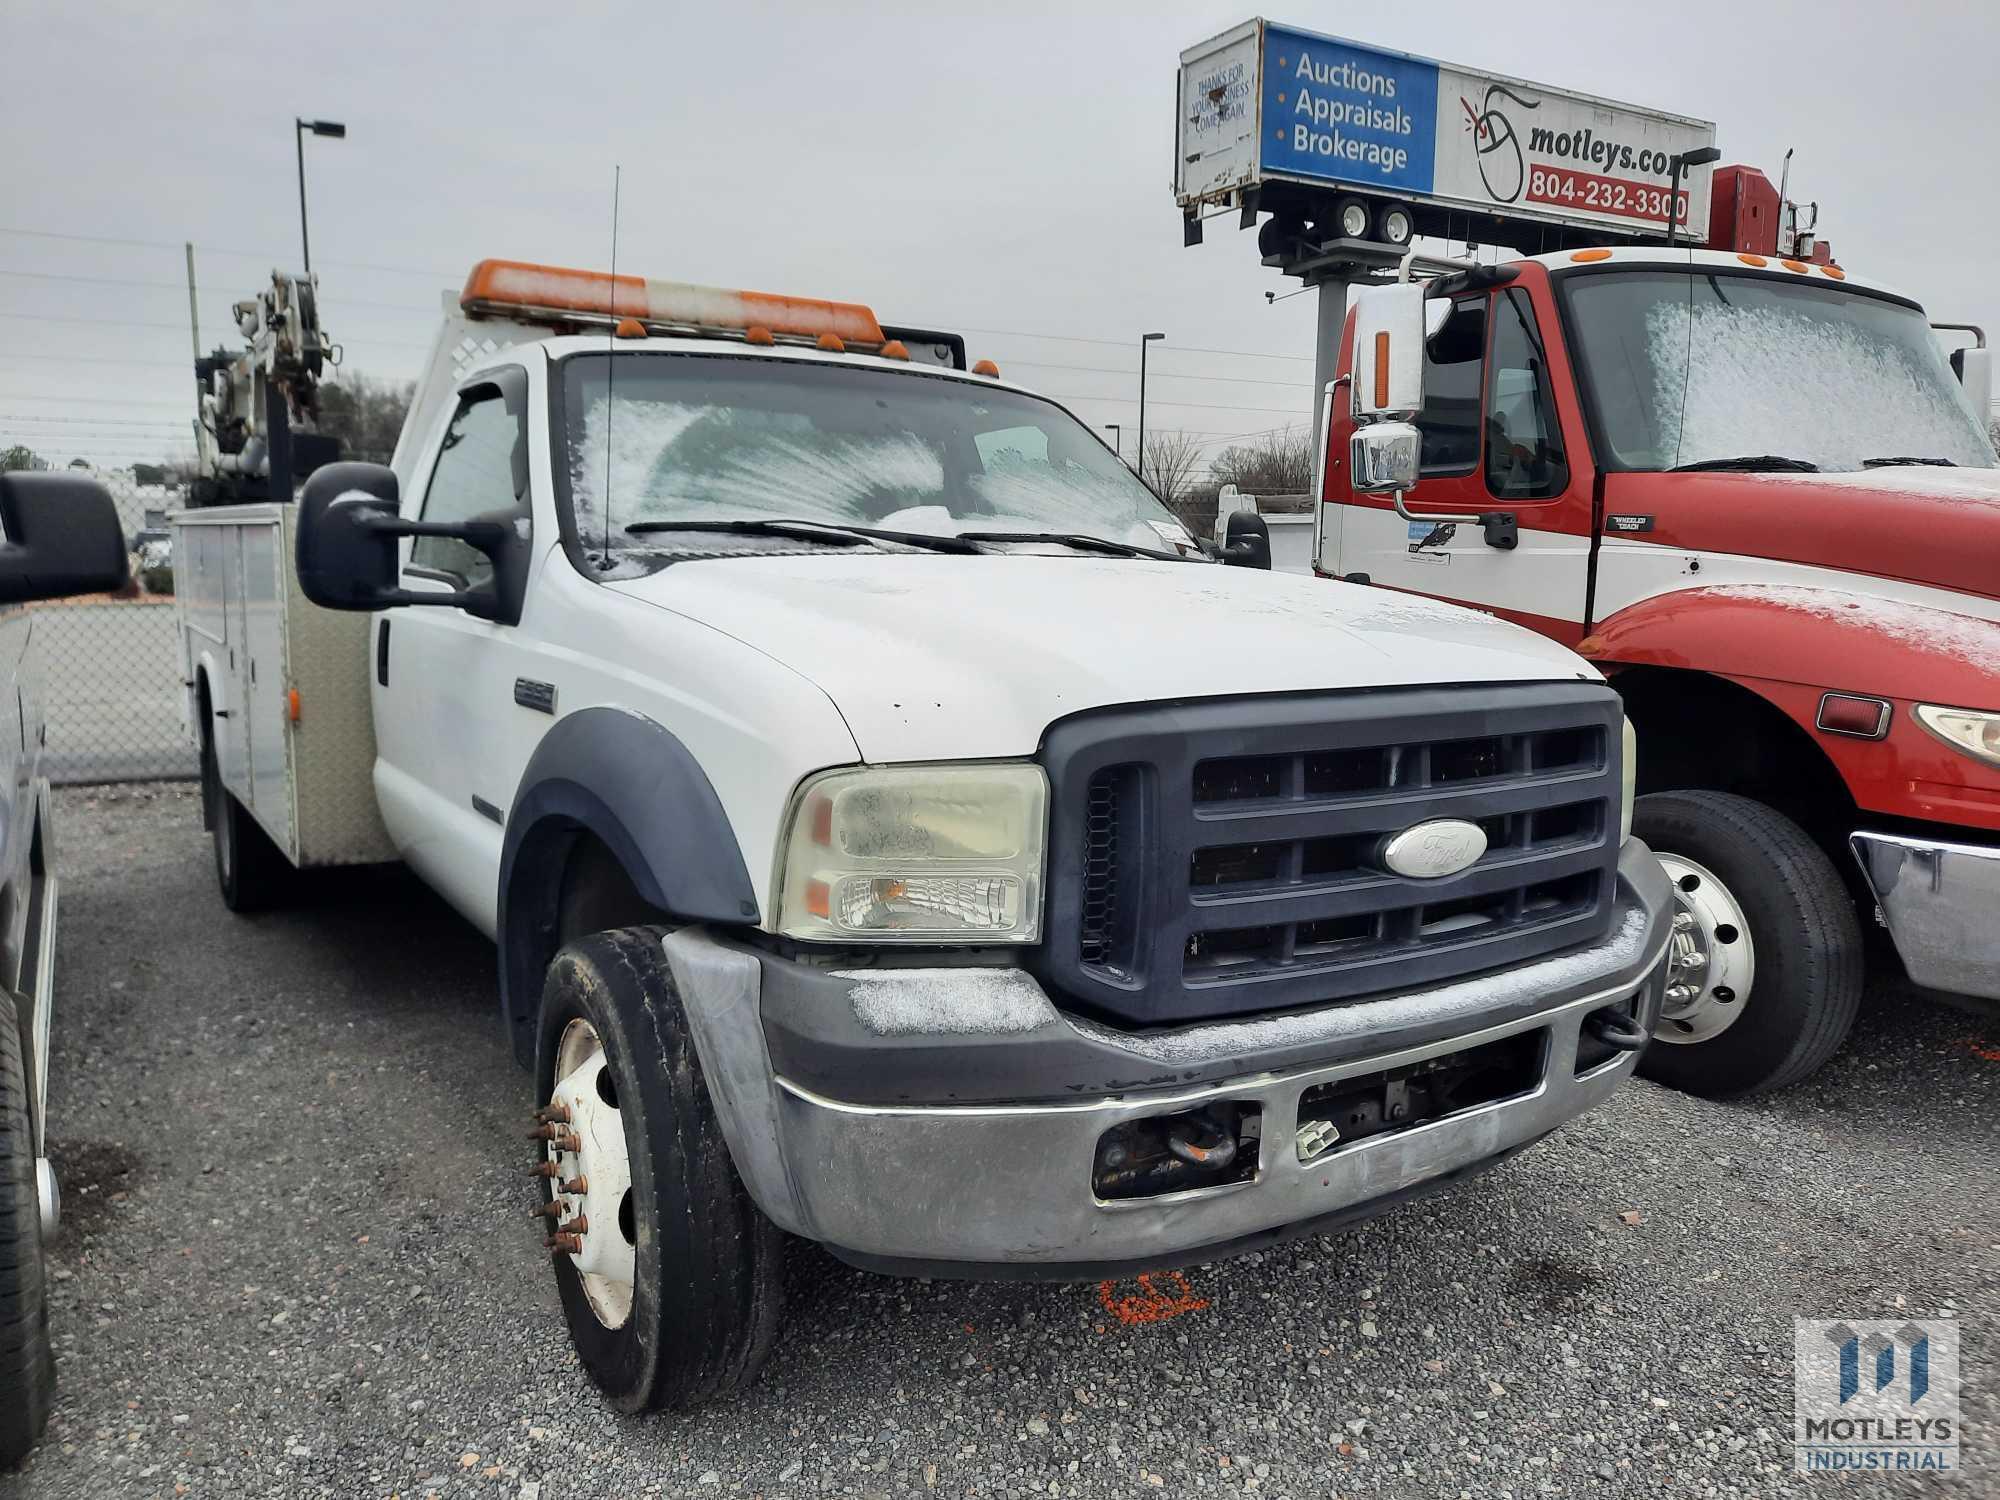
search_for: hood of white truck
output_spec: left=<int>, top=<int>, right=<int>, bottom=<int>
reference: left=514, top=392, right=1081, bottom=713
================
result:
left=609, top=554, right=1599, bottom=760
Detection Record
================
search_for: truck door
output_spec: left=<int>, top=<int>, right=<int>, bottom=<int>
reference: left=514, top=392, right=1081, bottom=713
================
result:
left=1326, top=284, right=1595, bottom=645
left=371, top=368, right=545, bottom=937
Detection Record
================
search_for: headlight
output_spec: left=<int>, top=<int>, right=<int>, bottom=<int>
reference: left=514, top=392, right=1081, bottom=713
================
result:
left=1620, top=717, right=1638, bottom=844
left=775, top=763, right=1048, bottom=942
left=1915, top=704, right=2000, bottom=768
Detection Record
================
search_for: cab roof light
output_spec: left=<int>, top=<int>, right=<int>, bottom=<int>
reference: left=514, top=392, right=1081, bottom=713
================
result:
left=459, top=259, right=886, bottom=346
left=972, top=358, right=1000, bottom=378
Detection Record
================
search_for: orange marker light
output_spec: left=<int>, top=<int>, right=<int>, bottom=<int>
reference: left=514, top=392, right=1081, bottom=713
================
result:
left=880, top=339, right=910, bottom=361
left=805, top=879, right=831, bottom=920
left=1737, top=253, right=1768, bottom=268
left=816, top=333, right=846, bottom=353
left=1372, top=330, right=1390, bottom=410
left=1570, top=248, right=1613, bottom=263
left=288, top=688, right=301, bottom=723
left=972, top=359, right=1000, bottom=378
left=1820, top=264, right=1846, bottom=280
left=614, top=317, right=646, bottom=339
left=1780, top=258, right=1809, bottom=273
left=745, top=325, right=775, bottom=346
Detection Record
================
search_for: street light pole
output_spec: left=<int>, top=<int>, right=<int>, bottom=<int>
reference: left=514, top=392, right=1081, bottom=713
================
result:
left=294, top=118, right=347, bottom=276
left=1103, top=423, right=1122, bottom=465
left=1138, top=332, right=1164, bottom=491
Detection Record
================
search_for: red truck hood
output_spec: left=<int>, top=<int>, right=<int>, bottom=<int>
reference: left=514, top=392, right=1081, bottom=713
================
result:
left=1609, top=467, right=2000, bottom=603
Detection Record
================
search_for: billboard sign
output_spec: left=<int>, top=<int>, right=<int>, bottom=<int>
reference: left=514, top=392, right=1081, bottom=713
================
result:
left=1177, top=21, right=1718, bottom=241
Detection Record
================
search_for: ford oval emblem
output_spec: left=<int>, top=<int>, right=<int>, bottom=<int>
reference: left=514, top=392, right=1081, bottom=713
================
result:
left=1381, top=819, right=1487, bottom=879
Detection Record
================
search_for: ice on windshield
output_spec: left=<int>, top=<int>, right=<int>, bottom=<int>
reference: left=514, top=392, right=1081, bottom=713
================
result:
left=1568, top=271, right=1996, bottom=473
left=562, top=355, right=1189, bottom=555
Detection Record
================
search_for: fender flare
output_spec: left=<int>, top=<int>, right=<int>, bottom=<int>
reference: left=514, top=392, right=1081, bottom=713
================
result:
left=496, top=706, right=759, bottom=1065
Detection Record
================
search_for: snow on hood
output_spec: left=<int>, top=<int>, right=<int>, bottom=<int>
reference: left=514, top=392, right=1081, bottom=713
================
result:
left=608, top=554, right=1598, bottom=760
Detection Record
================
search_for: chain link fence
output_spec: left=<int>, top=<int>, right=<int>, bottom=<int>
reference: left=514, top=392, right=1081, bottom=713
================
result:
left=33, top=470, right=195, bottom=785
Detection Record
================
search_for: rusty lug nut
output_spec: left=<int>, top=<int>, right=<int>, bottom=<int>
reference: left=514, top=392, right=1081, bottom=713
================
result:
left=547, top=1232, right=583, bottom=1256
left=534, top=1102, right=572, bottom=1125
left=555, top=1131, right=582, bottom=1153
left=529, top=1201, right=563, bottom=1220
left=527, top=1123, right=564, bottom=1143
left=558, top=1215, right=589, bottom=1237
left=558, top=1175, right=589, bottom=1195
left=527, top=1161, right=561, bottom=1179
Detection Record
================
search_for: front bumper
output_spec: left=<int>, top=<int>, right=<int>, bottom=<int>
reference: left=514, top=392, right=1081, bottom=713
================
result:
left=1852, top=830, right=2000, bottom=1001
left=665, top=840, right=1671, bottom=1278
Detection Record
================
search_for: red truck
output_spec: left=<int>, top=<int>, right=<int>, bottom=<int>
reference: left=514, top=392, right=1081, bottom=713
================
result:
left=1316, top=166, right=1999, bottom=1096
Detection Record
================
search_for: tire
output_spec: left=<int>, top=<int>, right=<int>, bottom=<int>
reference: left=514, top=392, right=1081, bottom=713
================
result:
left=0, top=990, right=54, bottom=1467
left=1634, top=790, right=1863, bottom=1097
left=533, top=927, right=782, bottom=1412
left=201, top=712, right=287, bottom=913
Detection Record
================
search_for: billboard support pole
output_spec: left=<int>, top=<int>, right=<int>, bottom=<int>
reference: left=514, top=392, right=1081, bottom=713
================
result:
left=1312, top=274, right=1358, bottom=439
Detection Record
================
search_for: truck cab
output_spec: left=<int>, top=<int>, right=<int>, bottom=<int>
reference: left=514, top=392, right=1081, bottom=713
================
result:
left=1318, top=245, right=2000, bottom=1096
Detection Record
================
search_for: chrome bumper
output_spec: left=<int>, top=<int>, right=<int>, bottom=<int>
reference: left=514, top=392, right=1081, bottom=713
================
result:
left=1852, top=830, right=2000, bottom=1001
left=662, top=853, right=1671, bottom=1275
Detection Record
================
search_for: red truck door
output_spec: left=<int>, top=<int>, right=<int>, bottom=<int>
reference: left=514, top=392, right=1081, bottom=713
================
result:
left=1323, top=278, right=1596, bottom=645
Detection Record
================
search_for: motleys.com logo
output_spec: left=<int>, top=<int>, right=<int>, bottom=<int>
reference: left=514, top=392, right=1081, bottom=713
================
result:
left=1458, top=83, right=1692, bottom=219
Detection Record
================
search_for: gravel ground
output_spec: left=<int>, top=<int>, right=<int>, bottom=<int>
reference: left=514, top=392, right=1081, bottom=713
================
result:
left=7, top=785, right=1995, bottom=1499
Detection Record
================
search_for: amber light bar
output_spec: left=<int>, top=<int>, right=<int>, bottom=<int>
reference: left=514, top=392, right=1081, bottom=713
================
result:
left=459, top=259, right=887, bottom=346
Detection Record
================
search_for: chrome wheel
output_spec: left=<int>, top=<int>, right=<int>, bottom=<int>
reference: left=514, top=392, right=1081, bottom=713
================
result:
left=540, top=1018, right=636, bottom=1329
left=1653, top=852, right=1757, bottom=1045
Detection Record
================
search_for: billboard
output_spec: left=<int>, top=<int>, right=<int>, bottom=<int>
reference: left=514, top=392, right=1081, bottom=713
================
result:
left=1177, top=21, right=1718, bottom=241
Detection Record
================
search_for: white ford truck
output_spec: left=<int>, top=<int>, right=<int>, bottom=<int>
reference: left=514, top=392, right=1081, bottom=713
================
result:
left=174, top=260, right=1671, bottom=1411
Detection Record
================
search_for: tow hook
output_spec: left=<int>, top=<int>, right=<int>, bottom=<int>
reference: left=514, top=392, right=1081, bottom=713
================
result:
left=1583, top=1009, right=1649, bottom=1052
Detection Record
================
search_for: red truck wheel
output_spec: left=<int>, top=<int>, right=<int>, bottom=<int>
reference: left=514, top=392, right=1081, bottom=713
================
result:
left=1633, top=791, right=1863, bottom=1097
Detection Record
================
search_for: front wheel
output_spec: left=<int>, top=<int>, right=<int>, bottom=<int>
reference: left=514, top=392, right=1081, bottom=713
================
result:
left=533, top=927, right=782, bottom=1412
left=0, top=990, right=54, bottom=1467
left=1634, top=791, right=1863, bottom=1097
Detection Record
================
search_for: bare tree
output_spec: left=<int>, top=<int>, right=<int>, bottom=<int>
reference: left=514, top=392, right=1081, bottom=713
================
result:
left=1209, top=427, right=1313, bottom=497
left=1140, top=429, right=1204, bottom=503
left=315, top=372, right=416, bottom=465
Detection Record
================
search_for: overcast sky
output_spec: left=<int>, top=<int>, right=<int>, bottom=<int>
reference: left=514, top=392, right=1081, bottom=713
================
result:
left=5, top=0, right=1997, bottom=472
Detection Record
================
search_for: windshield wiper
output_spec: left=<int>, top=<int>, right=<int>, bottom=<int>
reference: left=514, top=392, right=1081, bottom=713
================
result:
left=953, top=530, right=1184, bottom=561
left=1668, top=455, right=1820, bottom=473
left=623, top=517, right=986, bottom=555
left=1863, top=456, right=1958, bottom=468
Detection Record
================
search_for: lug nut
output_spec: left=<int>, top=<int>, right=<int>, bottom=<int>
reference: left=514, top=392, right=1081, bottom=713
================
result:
left=534, top=1102, right=572, bottom=1125
left=559, top=1176, right=589, bottom=1195
left=530, top=1201, right=563, bottom=1220
left=555, top=1131, right=581, bottom=1153
left=547, top=1232, right=583, bottom=1256
left=558, top=1215, right=589, bottom=1236
left=527, top=1162, right=561, bottom=1180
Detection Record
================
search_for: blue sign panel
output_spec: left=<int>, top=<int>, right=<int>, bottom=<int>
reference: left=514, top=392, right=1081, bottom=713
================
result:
left=1260, top=25, right=1439, bottom=194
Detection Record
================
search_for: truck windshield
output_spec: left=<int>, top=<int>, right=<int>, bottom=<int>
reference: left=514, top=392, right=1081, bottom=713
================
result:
left=1561, top=271, right=1995, bottom=473
left=556, top=352, right=1191, bottom=559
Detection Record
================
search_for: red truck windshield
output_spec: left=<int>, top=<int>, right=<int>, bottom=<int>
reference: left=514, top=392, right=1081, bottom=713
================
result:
left=1560, top=271, right=1996, bottom=473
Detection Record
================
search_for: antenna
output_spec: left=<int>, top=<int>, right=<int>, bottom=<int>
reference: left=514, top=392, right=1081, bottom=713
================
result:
left=601, top=164, right=622, bottom=567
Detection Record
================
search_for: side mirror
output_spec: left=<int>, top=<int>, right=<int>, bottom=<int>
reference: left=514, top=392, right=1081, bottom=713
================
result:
left=296, top=461, right=508, bottom=619
left=1350, top=283, right=1428, bottom=420
left=0, top=473, right=130, bottom=604
left=1348, top=421, right=1422, bottom=494
left=1953, top=346, right=1993, bottom=426
left=1221, top=510, right=1271, bottom=570
left=296, top=462, right=401, bottom=609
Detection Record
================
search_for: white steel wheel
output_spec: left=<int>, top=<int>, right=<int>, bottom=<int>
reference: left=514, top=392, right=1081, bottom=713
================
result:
left=1652, top=852, right=1757, bottom=1045
left=543, top=1018, right=636, bottom=1329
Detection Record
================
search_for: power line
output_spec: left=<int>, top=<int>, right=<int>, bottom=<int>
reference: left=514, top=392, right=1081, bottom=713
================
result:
left=997, top=356, right=1308, bottom=388
left=0, top=267, right=436, bottom=314
left=0, top=225, right=458, bottom=280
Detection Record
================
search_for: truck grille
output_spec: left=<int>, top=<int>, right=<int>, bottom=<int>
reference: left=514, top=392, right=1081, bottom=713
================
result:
left=1043, top=684, right=1623, bottom=1026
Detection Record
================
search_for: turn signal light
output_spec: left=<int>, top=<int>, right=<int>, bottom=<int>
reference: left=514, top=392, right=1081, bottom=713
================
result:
left=1816, top=693, right=1892, bottom=740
